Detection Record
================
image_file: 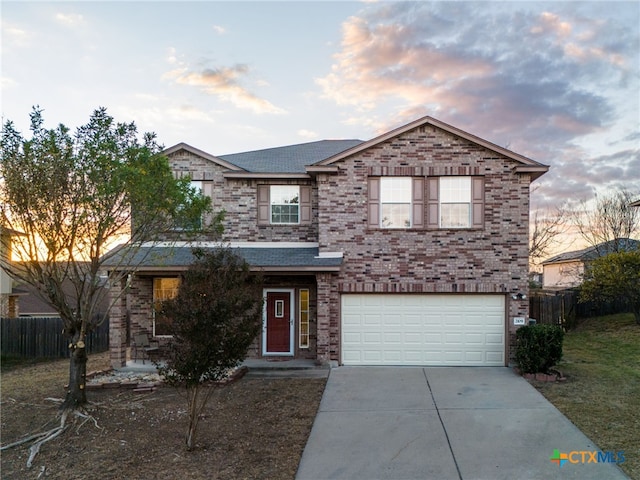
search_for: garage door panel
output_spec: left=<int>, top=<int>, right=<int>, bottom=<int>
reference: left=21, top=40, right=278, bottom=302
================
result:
left=342, top=294, right=505, bottom=366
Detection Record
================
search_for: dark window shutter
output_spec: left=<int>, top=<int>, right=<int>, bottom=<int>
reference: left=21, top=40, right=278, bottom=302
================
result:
left=257, top=185, right=270, bottom=225
left=300, top=186, right=312, bottom=224
left=426, top=177, right=439, bottom=229
left=471, top=177, right=484, bottom=229
left=412, top=177, right=425, bottom=228
left=368, top=177, right=380, bottom=228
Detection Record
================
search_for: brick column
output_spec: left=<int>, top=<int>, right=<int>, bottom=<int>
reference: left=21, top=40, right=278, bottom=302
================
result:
left=315, top=272, right=332, bottom=365
left=109, top=278, right=128, bottom=368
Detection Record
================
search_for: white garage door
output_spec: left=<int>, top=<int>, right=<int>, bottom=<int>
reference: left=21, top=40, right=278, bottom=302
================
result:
left=341, top=294, right=505, bottom=366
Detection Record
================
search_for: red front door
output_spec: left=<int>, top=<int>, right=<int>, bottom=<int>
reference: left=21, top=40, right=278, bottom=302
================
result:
left=266, top=291, right=292, bottom=353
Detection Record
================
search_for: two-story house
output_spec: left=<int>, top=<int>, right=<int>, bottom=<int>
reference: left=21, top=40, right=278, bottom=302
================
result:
left=107, top=115, right=548, bottom=369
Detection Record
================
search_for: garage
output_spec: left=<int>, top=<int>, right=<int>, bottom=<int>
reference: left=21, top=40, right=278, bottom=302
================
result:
left=341, top=294, right=506, bottom=366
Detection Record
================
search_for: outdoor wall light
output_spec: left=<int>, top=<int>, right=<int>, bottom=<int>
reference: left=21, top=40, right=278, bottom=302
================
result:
left=511, top=293, right=527, bottom=300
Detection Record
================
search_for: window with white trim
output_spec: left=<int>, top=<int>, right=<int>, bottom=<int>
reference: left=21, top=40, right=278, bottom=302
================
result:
left=299, top=289, right=310, bottom=348
left=380, top=177, right=412, bottom=228
left=367, top=177, right=425, bottom=229
left=270, top=185, right=300, bottom=224
left=152, top=277, right=180, bottom=336
left=426, top=176, right=484, bottom=229
left=440, top=176, right=471, bottom=228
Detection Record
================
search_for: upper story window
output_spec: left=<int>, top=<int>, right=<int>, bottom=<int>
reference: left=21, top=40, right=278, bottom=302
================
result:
left=270, top=185, right=300, bottom=224
left=427, top=176, right=484, bottom=229
left=173, top=180, right=204, bottom=230
left=368, top=176, right=424, bottom=229
left=380, top=177, right=412, bottom=228
left=439, top=176, right=471, bottom=228
left=257, top=184, right=312, bottom=226
left=369, top=175, right=484, bottom=230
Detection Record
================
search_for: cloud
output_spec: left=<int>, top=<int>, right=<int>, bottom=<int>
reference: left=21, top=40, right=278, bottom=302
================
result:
left=55, top=12, right=85, bottom=27
left=2, top=22, right=31, bottom=47
left=212, top=25, right=226, bottom=35
left=297, top=129, right=318, bottom=139
left=316, top=2, right=639, bottom=210
left=165, top=63, right=286, bottom=115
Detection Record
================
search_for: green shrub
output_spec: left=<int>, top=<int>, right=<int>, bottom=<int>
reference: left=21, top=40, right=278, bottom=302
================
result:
left=515, top=324, right=564, bottom=374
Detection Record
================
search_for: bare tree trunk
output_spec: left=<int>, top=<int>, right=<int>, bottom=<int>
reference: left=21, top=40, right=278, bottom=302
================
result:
left=63, top=331, right=88, bottom=410
left=185, top=385, right=200, bottom=451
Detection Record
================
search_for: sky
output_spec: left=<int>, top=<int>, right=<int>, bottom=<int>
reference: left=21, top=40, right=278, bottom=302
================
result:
left=2, top=1, right=639, bottom=231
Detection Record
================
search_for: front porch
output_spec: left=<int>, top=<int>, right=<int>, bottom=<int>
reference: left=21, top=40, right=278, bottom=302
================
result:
left=107, top=257, right=340, bottom=369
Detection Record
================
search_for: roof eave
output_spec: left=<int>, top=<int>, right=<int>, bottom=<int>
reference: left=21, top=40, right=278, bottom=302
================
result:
left=313, top=115, right=550, bottom=172
left=222, top=172, right=311, bottom=179
left=110, top=265, right=342, bottom=275
left=305, top=165, right=340, bottom=174
left=514, top=165, right=550, bottom=181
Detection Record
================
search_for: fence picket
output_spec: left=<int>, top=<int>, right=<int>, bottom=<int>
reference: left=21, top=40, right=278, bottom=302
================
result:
left=529, top=290, right=630, bottom=330
left=0, top=317, right=109, bottom=358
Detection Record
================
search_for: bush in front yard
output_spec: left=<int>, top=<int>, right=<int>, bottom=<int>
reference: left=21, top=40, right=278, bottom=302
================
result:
left=515, top=324, right=564, bottom=374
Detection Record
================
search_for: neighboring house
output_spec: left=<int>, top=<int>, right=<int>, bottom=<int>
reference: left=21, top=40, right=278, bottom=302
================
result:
left=106, top=115, right=548, bottom=368
left=542, top=238, right=640, bottom=289
left=0, top=227, right=23, bottom=317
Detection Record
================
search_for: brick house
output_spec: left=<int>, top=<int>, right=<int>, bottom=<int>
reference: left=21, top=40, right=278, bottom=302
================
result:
left=107, top=115, right=548, bottom=368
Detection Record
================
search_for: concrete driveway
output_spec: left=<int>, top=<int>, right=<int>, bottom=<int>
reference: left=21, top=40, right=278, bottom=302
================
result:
left=296, top=367, right=628, bottom=480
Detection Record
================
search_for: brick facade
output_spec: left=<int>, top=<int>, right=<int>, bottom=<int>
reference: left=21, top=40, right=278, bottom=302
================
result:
left=109, top=116, right=544, bottom=368
left=317, top=124, right=531, bottom=362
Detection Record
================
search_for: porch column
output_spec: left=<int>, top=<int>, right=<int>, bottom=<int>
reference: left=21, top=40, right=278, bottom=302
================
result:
left=316, top=272, right=332, bottom=365
left=109, top=277, right=127, bottom=368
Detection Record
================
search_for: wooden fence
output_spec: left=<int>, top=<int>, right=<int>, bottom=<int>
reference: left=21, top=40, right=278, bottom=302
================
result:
left=0, top=316, right=109, bottom=358
left=529, top=290, right=630, bottom=330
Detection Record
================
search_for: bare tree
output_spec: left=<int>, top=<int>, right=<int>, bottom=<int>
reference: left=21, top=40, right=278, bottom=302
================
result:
left=529, top=206, right=569, bottom=270
left=573, top=188, right=640, bottom=254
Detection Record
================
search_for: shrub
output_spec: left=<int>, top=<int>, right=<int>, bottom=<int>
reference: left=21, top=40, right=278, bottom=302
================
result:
left=515, top=324, right=564, bottom=374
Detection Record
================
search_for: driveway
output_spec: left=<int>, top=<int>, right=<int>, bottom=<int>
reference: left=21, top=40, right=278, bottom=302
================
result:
left=296, top=367, right=628, bottom=480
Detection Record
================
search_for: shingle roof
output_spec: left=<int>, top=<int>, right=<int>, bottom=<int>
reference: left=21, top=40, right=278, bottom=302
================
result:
left=218, top=139, right=363, bottom=173
left=103, top=246, right=342, bottom=271
left=542, top=238, right=640, bottom=264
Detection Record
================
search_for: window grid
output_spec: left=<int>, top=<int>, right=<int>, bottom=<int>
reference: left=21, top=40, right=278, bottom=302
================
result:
left=380, top=177, right=412, bottom=228
left=270, top=185, right=300, bottom=224
left=440, top=177, right=472, bottom=228
left=299, top=289, right=310, bottom=349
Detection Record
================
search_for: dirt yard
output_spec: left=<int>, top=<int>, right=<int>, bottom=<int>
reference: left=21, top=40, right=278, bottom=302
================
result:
left=1, top=353, right=327, bottom=480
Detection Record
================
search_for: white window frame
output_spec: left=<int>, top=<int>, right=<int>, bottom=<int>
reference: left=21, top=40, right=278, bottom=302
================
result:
left=380, top=177, right=412, bottom=228
left=439, top=176, right=472, bottom=229
left=270, top=185, right=300, bottom=225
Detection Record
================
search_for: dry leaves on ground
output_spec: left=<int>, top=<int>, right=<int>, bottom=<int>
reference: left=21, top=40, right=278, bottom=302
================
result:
left=1, top=353, right=326, bottom=480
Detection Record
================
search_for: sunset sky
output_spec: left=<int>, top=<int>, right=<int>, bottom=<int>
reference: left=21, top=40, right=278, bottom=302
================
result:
left=2, top=1, right=639, bottom=235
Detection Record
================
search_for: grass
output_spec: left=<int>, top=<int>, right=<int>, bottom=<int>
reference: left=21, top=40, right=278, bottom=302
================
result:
left=532, top=313, right=639, bottom=479
left=0, top=354, right=60, bottom=373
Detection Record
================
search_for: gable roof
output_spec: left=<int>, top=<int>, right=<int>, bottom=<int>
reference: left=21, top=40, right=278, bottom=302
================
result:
left=542, top=238, right=640, bottom=265
left=309, top=116, right=549, bottom=180
left=218, top=139, right=363, bottom=174
left=163, top=143, right=244, bottom=171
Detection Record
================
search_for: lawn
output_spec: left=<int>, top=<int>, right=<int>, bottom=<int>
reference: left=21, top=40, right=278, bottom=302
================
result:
left=0, top=352, right=326, bottom=479
left=531, top=313, right=639, bottom=479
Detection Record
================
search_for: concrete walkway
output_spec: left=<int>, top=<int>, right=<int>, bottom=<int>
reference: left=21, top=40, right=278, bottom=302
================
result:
left=296, top=367, right=629, bottom=480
